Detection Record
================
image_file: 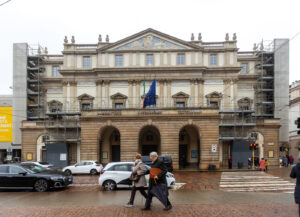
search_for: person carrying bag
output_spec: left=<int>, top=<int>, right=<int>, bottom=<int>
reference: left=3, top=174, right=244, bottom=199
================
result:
left=125, top=153, right=147, bottom=208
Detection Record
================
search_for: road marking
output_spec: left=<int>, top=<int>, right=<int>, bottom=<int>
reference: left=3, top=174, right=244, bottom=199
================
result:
left=219, top=172, right=295, bottom=193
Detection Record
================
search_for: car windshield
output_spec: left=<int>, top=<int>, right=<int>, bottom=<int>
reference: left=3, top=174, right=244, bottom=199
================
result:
left=22, top=164, right=47, bottom=173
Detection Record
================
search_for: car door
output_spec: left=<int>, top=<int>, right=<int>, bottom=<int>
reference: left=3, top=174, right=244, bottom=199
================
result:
left=84, top=162, right=93, bottom=173
left=114, top=164, right=132, bottom=188
left=7, top=166, right=34, bottom=188
left=0, top=165, right=9, bottom=187
left=73, top=162, right=85, bottom=174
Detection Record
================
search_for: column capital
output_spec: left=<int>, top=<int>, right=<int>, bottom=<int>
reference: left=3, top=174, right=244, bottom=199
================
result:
left=96, top=80, right=103, bottom=85
left=103, top=80, right=110, bottom=85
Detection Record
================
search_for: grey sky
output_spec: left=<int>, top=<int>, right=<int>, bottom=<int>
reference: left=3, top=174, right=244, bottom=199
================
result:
left=0, top=0, right=299, bottom=95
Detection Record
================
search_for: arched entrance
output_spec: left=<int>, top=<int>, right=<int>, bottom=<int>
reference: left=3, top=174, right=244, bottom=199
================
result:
left=179, top=125, right=200, bottom=169
left=36, top=134, right=50, bottom=162
left=99, top=127, right=121, bottom=163
left=139, top=126, right=161, bottom=156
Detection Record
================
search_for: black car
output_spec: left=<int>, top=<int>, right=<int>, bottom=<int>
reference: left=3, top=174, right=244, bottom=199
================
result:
left=0, top=164, right=73, bottom=192
left=142, top=155, right=173, bottom=172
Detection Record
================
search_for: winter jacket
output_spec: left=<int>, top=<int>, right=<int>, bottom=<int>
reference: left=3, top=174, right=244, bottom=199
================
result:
left=290, top=163, right=300, bottom=204
left=131, top=159, right=147, bottom=187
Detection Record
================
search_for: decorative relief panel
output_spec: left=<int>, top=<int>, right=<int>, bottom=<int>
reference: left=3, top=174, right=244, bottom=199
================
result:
left=115, top=35, right=185, bottom=51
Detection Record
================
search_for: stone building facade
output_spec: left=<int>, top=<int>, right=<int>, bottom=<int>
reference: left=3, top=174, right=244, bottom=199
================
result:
left=289, top=81, right=300, bottom=158
left=16, top=28, right=288, bottom=169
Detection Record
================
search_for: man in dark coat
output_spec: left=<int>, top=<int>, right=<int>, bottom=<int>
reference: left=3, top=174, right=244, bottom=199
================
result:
left=290, top=157, right=300, bottom=217
left=141, top=151, right=172, bottom=211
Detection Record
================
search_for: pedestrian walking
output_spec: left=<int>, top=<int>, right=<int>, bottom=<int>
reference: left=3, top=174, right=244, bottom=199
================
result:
left=283, top=156, right=288, bottom=167
left=286, top=155, right=290, bottom=167
left=265, top=159, right=269, bottom=172
left=125, top=153, right=148, bottom=208
left=290, top=157, right=300, bottom=217
left=290, top=155, right=295, bottom=166
left=254, top=157, right=259, bottom=168
left=248, top=158, right=252, bottom=169
left=228, top=156, right=232, bottom=169
left=259, top=158, right=266, bottom=171
left=141, top=152, right=172, bottom=211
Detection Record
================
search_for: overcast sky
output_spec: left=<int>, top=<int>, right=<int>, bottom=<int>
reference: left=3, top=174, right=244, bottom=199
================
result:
left=0, top=0, right=299, bottom=95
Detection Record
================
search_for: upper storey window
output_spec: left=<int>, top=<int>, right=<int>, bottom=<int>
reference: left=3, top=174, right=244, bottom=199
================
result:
left=115, top=55, right=123, bottom=67
left=210, top=54, right=217, bottom=66
left=241, top=63, right=248, bottom=74
left=52, top=66, right=60, bottom=77
left=177, top=54, right=185, bottom=65
left=146, top=54, right=154, bottom=66
left=83, top=56, right=91, bottom=68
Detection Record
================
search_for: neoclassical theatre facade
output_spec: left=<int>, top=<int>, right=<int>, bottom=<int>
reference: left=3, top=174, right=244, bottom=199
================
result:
left=21, top=28, right=280, bottom=169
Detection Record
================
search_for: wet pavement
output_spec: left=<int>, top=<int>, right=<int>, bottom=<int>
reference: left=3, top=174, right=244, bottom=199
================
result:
left=0, top=167, right=297, bottom=217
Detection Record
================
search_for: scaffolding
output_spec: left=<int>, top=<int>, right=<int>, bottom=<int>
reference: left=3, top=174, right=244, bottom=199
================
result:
left=255, top=41, right=275, bottom=118
left=27, top=45, right=45, bottom=120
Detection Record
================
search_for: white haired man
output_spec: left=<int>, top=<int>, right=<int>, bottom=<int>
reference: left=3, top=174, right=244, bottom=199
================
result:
left=141, top=152, right=172, bottom=211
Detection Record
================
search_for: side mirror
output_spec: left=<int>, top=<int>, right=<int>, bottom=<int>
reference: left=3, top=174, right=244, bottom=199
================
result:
left=19, top=172, right=27, bottom=176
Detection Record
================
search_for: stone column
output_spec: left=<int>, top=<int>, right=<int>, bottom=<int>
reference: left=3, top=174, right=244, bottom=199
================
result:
left=132, top=80, right=136, bottom=108
left=128, top=80, right=133, bottom=108
left=232, top=79, right=238, bottom=109
left=195, top=79, right=198, bottom=106
left=190, top=79, right=195, bottom=107
left=166, top=80, right=171, bottom=107
left=159, top=79, right=164, bottom=108
left=223, top=80, right=231, bottom=110
left=136, top=80, right=141, bottom=108
left=104, top=80, right=110, bottom=108
left=69, top=81, right=77, bottom=111
left=96, top=80, right=102, bottom=109
left=198, top=79, right=204, bottom=107
left=62, top=81, right=68, bottom=112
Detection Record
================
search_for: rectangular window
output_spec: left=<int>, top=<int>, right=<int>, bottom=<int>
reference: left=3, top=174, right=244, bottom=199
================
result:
left=83, top=56, right=91, bottom=68
left=52, top=66, right=60, bottom=77
left=241, top=63, right=248, bottom=74
left=209, top=101, right=218, bottom=107
left=146, top=54, right=154, bottom=66
left=115, top=55, right=123, bottom=67
left=81, top=103, right=91, bottom=110
left=177, top=54, right=185, bottom=65
left=210, top=54, right=217, bottom=66
left=115, top=103, right=123, bottom=109
left=176, top=102, right=185, bottom=108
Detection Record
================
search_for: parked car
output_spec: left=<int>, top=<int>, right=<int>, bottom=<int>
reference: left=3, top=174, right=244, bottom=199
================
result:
left=62, top=161, right=103, bottom=175
left=0, top=164, right=73, bottom=192
left=99, top=162, right=176, bottom=191
left=21, top=161, right=56, bottom=170
left=142, top=155, right=173, bottom=172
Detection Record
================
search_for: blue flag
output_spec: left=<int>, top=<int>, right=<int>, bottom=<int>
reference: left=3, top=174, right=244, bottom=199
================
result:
left=143, top=79, right=156, bottom=108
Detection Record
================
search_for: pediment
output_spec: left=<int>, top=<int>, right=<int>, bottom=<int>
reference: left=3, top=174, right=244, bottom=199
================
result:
left=172, top=91, right=189, bottom=98
left=48, top=100, right=62, bottom=105
left=110, top=92, right=128, bottom=99
left=77, top=93, right=94, bottom=100
left=100, top=28, right=200, bottom=51
left=205, top=91, right=222, bottom=99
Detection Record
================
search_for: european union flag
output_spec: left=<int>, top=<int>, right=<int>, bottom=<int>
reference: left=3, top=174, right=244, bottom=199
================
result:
left=143, top=79, right=156, bottom=108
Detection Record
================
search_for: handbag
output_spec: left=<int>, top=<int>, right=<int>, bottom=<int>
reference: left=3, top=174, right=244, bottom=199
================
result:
left=129, top=173, right=140, bottom=182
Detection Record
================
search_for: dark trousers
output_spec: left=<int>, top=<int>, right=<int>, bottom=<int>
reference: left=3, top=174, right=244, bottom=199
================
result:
left=144, top=189, right=171, bottom=208
left=129, top=186, right=147, bottom=204
left=228, top=162, right=232, bottom=169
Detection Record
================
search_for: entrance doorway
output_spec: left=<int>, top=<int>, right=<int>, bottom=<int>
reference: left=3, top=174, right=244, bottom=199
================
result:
left=99, top=127, right=121, bottom=163
left=139, top=126, right=160, bottom=156
left=179, top=125, right=200, bottom=169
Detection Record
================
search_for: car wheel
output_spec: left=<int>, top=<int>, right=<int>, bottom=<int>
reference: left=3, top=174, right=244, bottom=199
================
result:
left=90, top=169, right=98, bottom=175
left=103, top=180, right=116, bottom=191
left=34, top=179, right=49, bottom=192
left=65, top=169, right=72, bottom=176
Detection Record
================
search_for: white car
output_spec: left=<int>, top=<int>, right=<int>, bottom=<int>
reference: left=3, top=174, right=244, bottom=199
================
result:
left=99, top=162, right=176, bottom=191
left=63, top=161, right=103, bottom=175
left=21, top=161, right=55, bottom=170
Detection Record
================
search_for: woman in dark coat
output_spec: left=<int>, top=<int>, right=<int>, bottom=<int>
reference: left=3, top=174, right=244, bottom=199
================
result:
left=290, top=157, right=300, bottom=216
